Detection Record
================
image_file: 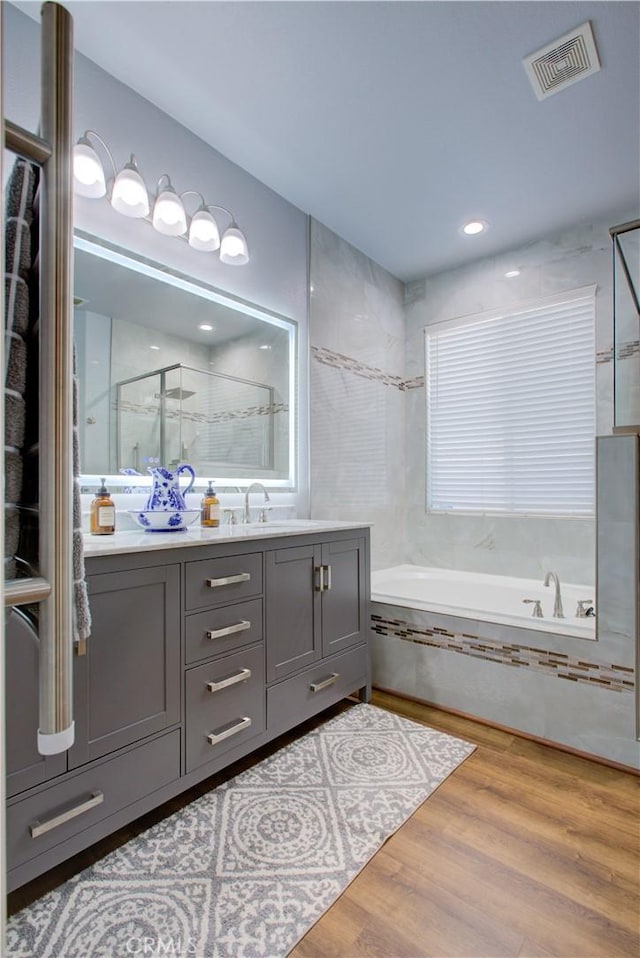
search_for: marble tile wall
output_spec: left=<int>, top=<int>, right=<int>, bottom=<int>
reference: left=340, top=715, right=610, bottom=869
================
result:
left=309, top=219, right=405, bottom=569
left=403, top=215, right=636, bottom=584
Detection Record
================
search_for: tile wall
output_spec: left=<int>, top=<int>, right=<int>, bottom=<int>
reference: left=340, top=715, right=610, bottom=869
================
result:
left=309, top=219, right=405, bottom=569
left=402, top=216, right=633, bottom=584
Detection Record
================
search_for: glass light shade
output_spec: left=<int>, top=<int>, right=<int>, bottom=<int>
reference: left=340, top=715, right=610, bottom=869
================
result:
left=220, top=225, right=249, bottom=265
left=188, top=209, right=221, bottom=251
left=153, top=188, right=187, bottom=236
left=111, top=161, right=149, bottom=218
left=73, top=142, right=106, bottom=198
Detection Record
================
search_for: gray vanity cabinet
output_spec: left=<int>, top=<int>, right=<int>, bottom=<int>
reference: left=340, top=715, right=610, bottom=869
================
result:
left=266, top=536, right=367, bottom=682
left=69, top=564, right=181, bottom=768
left=5, top=526, right=370, bottom=892
left=266, top=543, right=322, bottom=682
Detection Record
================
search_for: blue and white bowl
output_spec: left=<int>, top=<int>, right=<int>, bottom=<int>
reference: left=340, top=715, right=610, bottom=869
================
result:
left=129, top=509, right=200, bottom=532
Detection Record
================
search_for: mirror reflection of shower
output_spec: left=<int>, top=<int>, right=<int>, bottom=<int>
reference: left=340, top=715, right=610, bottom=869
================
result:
left=116, top=362, right=275, bottom=474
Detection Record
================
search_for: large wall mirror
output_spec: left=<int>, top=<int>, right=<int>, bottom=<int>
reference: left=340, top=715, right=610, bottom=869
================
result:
left=74, top=234, right=297, bottom=490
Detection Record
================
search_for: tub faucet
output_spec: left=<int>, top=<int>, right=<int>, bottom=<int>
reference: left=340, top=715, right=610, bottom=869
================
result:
left=243, top=482, right=270, bottom=523
left=543, top=571, right=564, bottom=618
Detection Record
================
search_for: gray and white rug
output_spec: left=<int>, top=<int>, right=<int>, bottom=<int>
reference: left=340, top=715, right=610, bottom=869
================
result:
left=7, top=703, right=475, bottom=958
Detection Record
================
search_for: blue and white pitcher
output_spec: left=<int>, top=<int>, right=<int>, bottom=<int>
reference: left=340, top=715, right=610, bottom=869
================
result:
left=145, top=463, right=195, bottom=511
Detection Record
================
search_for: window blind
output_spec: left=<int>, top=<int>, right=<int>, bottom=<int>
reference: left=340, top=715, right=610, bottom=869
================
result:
left=425, top=287, right=596, bottom=516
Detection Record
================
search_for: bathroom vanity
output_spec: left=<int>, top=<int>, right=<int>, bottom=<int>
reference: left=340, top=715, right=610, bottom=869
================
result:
left=5, top=521, right=370, bottom=891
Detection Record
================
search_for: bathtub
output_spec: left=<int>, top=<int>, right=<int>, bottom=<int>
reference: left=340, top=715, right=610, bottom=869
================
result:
left=371, top=565, right=595, bottom=640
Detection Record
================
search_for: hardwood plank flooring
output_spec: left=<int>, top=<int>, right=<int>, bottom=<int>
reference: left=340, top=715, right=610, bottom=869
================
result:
left=7, top=690, right=640, bottom=957
left=291, top=690, right=640, bottom=958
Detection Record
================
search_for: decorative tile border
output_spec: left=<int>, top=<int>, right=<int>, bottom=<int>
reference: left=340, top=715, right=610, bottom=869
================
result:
left=371, top=611, right=635, bottom=693
left=312, top=345, right=423, bottom=391
left=115, top=399, right=288, bottom=425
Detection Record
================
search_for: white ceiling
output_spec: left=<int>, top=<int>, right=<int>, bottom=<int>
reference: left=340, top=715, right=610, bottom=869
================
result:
left=11, top=1, right=640, bottom=281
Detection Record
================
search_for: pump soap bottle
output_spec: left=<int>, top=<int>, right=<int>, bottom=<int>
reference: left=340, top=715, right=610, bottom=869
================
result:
left=90, top=478, right=116, bottom=535
left=201, top=481, right=220, bottom=527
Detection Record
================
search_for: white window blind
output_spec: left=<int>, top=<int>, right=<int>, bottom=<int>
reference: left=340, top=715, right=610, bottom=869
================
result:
left=425, top=287, right=596, bottom=516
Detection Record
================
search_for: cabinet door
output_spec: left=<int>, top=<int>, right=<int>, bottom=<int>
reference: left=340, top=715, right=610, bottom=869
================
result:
left=321, top=537, right=367, bottom=657
left=5, top=608, right=67, bottom=797
left=69, top=564, right=181, bottom=768
left=266, top=544, right=322, bottom=682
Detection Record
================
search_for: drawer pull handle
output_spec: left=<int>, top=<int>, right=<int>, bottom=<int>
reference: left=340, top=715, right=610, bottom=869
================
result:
left=310, top=672, right=339, bottom=693
left=207, top=668, right=252, bottom=693
left=206, top=572, right=251, bottom=588
left=206, top=619, right=251, bottom=640
left=29, top=790, right=104, bottom=839
left=314, top=565, right=325, bottom=592
left=207, top=716, right=252, bottom=746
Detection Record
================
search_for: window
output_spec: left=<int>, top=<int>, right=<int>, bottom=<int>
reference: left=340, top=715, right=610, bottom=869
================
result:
left=425, top=286, right=596, bottom=517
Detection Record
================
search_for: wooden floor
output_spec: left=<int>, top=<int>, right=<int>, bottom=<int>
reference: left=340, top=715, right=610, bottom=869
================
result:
left=8, top=691, right=640, bottom=957
left=292, top=690, right=640, bottom=958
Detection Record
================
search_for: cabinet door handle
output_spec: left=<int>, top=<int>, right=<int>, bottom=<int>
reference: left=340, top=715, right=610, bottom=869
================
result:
left=207, top=716, right=252, bottom=745
left=206, top=572, right=251, bottom=588
left=29, top=790, right=104, bottom=838
left=323, top=563, right=332, bottom=591
left=206, top=668, right=252, bottom=693
left=314, top=565, right=325, bottom=592
left=309, top=672, right=339, bottom=693
left=206, top=620, right=251, bottom=640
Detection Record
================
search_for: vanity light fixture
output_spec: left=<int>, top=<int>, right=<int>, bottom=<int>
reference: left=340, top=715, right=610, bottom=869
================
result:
left=111, top=156, right=150, bottom=219
left=220, top=222, right=250, bottom=266
left=72, top=130, right=249, bottom=265
left=152, top=175, right=187, bottom=235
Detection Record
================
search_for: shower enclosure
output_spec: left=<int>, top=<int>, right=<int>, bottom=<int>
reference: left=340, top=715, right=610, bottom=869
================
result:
left=611, top=219, right=640, bottom=430
left=116, top=362, right=275, bottom=475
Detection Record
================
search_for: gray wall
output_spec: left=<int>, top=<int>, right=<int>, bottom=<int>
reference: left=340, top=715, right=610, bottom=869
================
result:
left=3, top=3, right=309, bottom=510
left=402, top=216, right=633, bottom=585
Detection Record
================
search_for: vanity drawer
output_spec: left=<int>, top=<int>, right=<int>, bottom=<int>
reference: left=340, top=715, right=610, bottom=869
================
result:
left=185, top=552, right=263, bottom=610
left=7, top=729, right=180, bottom=872
left=185, top=644, right=265, bottom=772
left=267, top=644, right=368, bottom=736
left=185, top=598, right=263, bottom=665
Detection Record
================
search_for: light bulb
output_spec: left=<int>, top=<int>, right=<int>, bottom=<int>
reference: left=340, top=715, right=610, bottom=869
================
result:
left=188, top=209, right=220, bottom=251
left=111, top=157, right=149, bottom=218
left=73, top=141, right=106, bottom=198
left=153, top=187, right=187, bottom=236
left=220, top=225, right=249, bottom=265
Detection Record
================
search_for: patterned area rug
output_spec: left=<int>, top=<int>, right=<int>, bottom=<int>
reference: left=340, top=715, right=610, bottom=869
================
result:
left=8, top=703, right=475, bottom=958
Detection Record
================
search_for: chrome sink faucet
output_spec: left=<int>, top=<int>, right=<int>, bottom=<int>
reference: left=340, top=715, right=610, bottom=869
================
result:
left=243, top=482, right=270, bottom=523
left=544, top=571, right=564, bottom=618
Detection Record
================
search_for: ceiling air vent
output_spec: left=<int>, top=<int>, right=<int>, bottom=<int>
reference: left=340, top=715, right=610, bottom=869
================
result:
left=523, top=21, right=601, bottom=100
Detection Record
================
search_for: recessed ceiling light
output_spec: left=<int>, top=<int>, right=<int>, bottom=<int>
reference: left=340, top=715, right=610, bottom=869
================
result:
left=198, top=323, right=214, bottom=331
left=149, top=345, right=160, bottom=351
left=259, top=344, right=271, bottom=350
left=505, top=269, right=521, bottom=278
left=462, top=220, right=488, bottom=236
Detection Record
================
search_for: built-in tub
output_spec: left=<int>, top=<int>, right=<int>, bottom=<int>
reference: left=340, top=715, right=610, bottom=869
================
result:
left=371, top=565, right=595, bottom=640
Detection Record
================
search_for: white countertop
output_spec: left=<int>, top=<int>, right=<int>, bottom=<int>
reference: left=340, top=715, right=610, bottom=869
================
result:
left=83, top=519, right=371, bottom=558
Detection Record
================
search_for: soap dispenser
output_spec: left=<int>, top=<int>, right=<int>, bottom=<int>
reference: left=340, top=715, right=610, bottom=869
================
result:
left=90, top=478, right=116, bottom=535
left=200, top=481, right=220, bottom=528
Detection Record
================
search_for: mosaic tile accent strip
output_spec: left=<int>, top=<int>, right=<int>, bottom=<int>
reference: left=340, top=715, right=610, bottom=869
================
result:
left=312, top=345, right=423, bottom=391
left=115, top=399, right=288, bottom=425
left=596, top=346, right=613, bottom=365
left=371, top=612, right=635, bottom=693
left=616, top=340, right=640, bottom=361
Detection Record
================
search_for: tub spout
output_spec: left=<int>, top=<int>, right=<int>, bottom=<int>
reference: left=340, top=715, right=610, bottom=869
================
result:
left=543, top=571, right=564, bottom=618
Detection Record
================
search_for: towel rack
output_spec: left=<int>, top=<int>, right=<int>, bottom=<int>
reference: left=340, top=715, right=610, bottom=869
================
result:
left=2, top=1, right=75, bottom=755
